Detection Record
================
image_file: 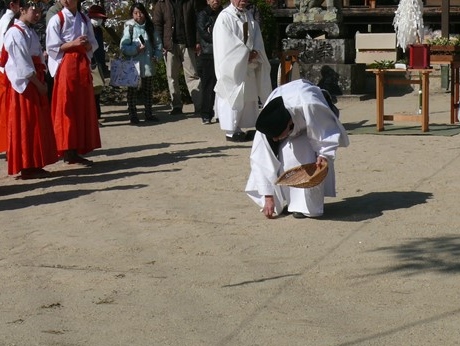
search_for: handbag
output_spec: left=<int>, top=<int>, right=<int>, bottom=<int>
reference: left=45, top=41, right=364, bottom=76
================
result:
left=91, top=62, right=105, bottom=95
left=109, top=57, right=140, bottom=88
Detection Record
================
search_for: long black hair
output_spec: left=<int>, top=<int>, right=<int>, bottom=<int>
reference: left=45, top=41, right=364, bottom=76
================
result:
left=1, top=0, right=19, bottom=20
left=129, top=2, right=154, bottom=45
left=0, top=0, right=6, bottom=18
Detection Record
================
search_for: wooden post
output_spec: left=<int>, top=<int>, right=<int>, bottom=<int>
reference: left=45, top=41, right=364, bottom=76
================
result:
left=442, top=0, right=450, bottom=38
left=421, top=71, right=430, bottom=132
left=376, top=70, right=385, bottom=131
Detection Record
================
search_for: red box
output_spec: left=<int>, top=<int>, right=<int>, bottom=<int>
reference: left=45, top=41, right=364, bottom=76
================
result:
left=409, top=44, right=431, bottom=69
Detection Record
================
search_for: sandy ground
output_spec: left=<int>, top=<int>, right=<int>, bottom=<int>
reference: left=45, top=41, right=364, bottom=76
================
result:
left=1, top=91, right=460, bottom=346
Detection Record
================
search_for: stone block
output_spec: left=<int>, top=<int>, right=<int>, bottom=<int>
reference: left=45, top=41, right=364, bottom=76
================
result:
left=297, top=62, right=367, bottom=95
left=286, top=22, right=342, bottom=38
left=283, top=38, right=355, bottom=64
left=355, top=32, right=397, bottom=64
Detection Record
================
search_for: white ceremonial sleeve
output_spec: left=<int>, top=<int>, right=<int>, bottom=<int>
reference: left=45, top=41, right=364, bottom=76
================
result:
left=245, top=131, right=285, bottom=215
left=250, top=20, right=272, bottom=104
left=46, top=9, right=97, bottom=77
left=213, top=12, right=250, bottom=112
left=46, top=14, right=65, bottom=77
left=304, top=102, right=349, bottom=160
left=0, top=10, right=15, bottom=74
left=4, top=27, right=35, bottom=93
left=83, top=13, right=98, bottom=55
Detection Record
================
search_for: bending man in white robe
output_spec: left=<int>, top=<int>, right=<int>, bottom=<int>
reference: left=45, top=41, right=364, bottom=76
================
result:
left=212, top=0, right=271, bottom=142
left=245, top=79, right=349, bottom=219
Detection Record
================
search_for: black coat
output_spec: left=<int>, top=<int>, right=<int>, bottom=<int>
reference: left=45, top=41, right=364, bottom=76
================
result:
left=196, top=5, right=221, bottom=56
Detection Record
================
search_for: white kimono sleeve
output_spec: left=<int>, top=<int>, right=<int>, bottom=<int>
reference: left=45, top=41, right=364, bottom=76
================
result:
left=213, top=11, right=249, bottom=112
left=304, top=102, right=350, bottom=160
left=46, top=9, right=98, bottom=77
left=4, top=27, right=35, bottom=93
left=245, top=131, right=285, bottom=215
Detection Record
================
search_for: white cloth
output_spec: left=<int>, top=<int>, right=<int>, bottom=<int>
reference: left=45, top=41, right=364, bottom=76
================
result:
left=212, top=3, right=271, bottom=132
left=4, top=20, right=45, bottom=93
left=0, top=9, right=15, bottom=74
left=245, top=79, right=350, bottom=217
left=46, top=8, right=98, bottom=77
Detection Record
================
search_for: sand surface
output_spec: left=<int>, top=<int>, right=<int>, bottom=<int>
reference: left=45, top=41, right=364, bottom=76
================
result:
left=1, top=92, right=460, bottom=346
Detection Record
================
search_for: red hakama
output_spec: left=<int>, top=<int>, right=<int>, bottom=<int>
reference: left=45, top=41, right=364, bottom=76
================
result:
left=7, top=57, right=58, bottom=175
left=51, top=46, right=101, bottom=157
left=0, top=71, right=10, bottom=153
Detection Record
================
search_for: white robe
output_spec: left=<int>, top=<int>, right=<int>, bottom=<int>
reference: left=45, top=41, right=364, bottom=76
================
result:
left=212, top=4, right=271, bottom=132
left=245, top=79, right=350, bottom=217
left=46, top=8, right=98, bottom=77
left=4, top=20, right=45, bottom=93
left=0, top=9, right=15, bottom=74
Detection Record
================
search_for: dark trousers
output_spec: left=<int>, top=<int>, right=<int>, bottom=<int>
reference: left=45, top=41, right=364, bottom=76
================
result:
left=199, top=55, right=216, bottom=120
left=95, top=94, right=101, bottom=118
left=127, top=76, right=154, bottom=118
left=46, top=69, right=54, bottom=103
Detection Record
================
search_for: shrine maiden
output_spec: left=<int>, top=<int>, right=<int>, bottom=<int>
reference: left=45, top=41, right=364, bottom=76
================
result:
left=4, top=0, right=58, bottom=179
left=46, top=0, right=101, bottom=166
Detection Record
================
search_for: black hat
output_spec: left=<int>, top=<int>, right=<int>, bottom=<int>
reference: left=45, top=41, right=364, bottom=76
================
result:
left=256, top=96, right=291, bottom=138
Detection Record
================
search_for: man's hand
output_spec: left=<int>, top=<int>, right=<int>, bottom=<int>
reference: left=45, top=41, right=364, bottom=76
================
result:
left=263, top=195, right=276, bottom=219
left=248, top=49, right=258, bottom=62
left=316, top=156, right=328, bottom=168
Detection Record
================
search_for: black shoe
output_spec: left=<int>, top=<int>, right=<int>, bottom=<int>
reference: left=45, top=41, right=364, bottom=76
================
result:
left=292, top=212, right=322, bottom=219
left=202, top=118, right=211, bottom=125
left=292, top=212, right=308, bottom=219
left=281, top=205, right=291, bottom=215
left=145, top=115, right=160, bottom=122
left=245, top=129, right=256, bottom=141
left=130, top=116, right=140, bottom=125
left=226, top=132, right=248, bottom=142
left=169, top=108, right=183, bottom=115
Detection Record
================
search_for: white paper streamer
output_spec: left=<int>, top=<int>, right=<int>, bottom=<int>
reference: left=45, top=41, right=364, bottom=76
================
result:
left=393, top=0, right=424, bottom=52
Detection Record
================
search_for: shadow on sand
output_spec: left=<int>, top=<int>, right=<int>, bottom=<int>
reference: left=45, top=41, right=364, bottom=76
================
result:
left=326, top=191, right=433, bottom=222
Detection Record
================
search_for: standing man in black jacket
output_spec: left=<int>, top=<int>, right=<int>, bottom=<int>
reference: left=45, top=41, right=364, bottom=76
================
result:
left=196, top=0, right=221, bottom=124
left=153, top=0, right=205, bottom=115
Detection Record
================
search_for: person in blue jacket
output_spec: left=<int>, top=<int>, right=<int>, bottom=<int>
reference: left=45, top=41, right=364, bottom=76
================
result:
left=120, top=2, right=163, bottom=124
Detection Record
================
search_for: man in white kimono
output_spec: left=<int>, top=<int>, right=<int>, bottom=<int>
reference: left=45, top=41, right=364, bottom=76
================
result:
left=212, top=0, right=271, bottom=142
left=245, top=79, right=349, bottom=219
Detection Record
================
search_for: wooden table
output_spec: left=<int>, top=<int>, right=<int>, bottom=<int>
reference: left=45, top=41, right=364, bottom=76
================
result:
left=367, top=69, right=432, bottom=132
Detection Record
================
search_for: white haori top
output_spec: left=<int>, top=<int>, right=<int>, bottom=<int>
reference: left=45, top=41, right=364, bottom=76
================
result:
left=4, top=20, right=45, bottom=93
left=212, top=3, right=271, bottom=113
left=245, top=79, right=350, bottom=216
left=46, top=8, right=98, bottom=77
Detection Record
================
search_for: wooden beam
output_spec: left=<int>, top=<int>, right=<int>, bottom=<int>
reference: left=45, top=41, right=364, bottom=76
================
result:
left=442, top=0, right=450, bottom=37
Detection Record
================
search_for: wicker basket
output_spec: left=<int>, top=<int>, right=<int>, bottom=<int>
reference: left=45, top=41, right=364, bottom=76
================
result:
left=275, top=162, right=328, bottom=188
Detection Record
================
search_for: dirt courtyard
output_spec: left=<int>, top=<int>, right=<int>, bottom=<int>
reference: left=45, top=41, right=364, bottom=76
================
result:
left=1, top=92, right=460, bottom=346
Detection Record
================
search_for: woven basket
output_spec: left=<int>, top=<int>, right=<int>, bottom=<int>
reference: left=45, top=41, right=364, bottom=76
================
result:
left=275, top=162, right=328, bottom=188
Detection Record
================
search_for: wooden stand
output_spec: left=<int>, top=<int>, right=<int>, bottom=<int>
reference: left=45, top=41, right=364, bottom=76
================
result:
left=430, top=54, right=460, bottom=125
left=367, top=69, right=432, bottom=132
